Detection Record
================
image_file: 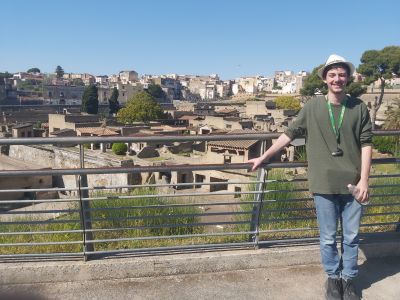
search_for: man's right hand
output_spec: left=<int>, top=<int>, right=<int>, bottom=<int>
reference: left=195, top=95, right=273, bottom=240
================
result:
left=247, top=157, right=266, bottom=172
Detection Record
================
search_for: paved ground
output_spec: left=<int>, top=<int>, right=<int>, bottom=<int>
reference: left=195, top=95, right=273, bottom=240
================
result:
left=1, top=257, right=399, bottom=300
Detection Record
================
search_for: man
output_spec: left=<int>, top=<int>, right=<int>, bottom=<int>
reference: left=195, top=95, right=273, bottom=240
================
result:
left=248, top=54, right=372, bottom=300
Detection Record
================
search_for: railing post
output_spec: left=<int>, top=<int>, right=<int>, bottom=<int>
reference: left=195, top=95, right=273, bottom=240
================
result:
left=248, top=167, right=267, bottom=248
left=77, top=144, right=94, bottom=261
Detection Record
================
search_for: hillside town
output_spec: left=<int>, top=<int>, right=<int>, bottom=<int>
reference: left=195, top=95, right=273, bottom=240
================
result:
left=1, top=63, right=399, bottom=203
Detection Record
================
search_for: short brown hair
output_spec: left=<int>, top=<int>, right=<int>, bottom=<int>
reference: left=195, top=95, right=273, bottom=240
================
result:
left=322, top=63, right=350, bottom=79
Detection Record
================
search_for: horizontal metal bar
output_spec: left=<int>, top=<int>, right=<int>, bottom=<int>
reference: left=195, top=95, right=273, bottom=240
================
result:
left=373, top=130, right=400, bottom=136
left=0, top=186, right=81, bottom=193
left=259, top=227, right=319, bottom=233
left=1, top=209, right=79, bottom=215
left=360, top=221, right=400, bottom=227
left=263, top=197, right=314, bottom=202
left=260, top=216, right=317, bottom=222
left=0, top=180, right=260, bottom=195
left=263, top=207, right=314, bottom=213
left=88, top=201, right=257, bottom=212
left=0, top=158, right=397, bottom=178
left=369, top=193, right=400, bottom=198
left=87, top=231, right=255, bottom=244
left=81, top=190, right=262, bottom=201
left=0, top=229, right=84, bottom=236
left=86, top=220, right=251, bottom=233
left=264, top=188, right=309, bottom=193
left=365, top=202, right=400, bottom=207
left=363, top=211, right=400, bottom=217
left=1, top=219, right=81, bottom=225
left=0, top=198, right=80, bottom=204
left=370, top=173, right=400, bottom=178
left=89, top=211, right=252, bottom=223
left=1, top=131, right=398, bottom=146
left=0, top=133, right=282, bottom=145
left=85, top=241, right=255, bottom=256
left=370, top=184, right=400, bottom=188
left=0, top=252, right=84, bottom=259
left=0, top=188, right=259, bottom=203
left=0, top=162, right=306, bottom=177
left=258, top=237, right=321, bottom=244
left=0, top=240, right=83, bottom=247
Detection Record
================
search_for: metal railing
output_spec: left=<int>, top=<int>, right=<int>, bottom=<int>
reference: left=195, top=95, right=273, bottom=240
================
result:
left=0, top=131, right=399, bottom=261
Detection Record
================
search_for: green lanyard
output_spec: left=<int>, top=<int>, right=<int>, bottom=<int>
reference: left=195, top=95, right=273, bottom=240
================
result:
left=326, top=98, right=347, bottom=143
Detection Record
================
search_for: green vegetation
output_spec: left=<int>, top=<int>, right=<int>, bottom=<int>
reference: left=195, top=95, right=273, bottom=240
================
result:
left=27, top=67, right=40, bottom=73
left=294, top=145, right=307, bottom=161
left=108, top=87, right=120, bottom=115
left=147, top=84, right=166, bottom=100
left=81, top=84, right=99, bottom=114
left=0, top=72, right=13, bottom=79
left=373, top=136, right=399, bottom=156
left=358, top=46, right=400, bottom=128
left=55, top=65, right=65, bottom=78
left=275, top=96, right=301, bottom=110
left=117, top=91, right=164, bottom=123
left=384, top=105, right=400, bottom=130
left=16, top=79, right=37, bottom=90
left=71, top=78, right=84, bottom=86
left=235, top=165, right=400, bottom=242
left=112, top=143, right=127, bottom=155
left=0, top=188, right=203, bottom=255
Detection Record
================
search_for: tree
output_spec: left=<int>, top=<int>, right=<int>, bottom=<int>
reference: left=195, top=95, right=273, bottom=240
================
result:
left=147, top=84, right=166, bottom=99
left=55, top=65, right=65, bottom=78
left=275, top=96, right=301, bottom=110
left=344, top=81, right=367, bottom=98
left=81, top=85, right=99, bottom=114
left=300, top=65, right=366, bottom=99
left=0, top=72, right=13, bottom=79
left=117, top=91, right=164, bottom=123
left=357, top=46, right=400, bottom=129
left=108, top=87, right=120, bottom=115
left=384, top=105, right=400, bottom=130
left=27, top=68, right=40, bottom=74
left=300, top=64, right=327, bottom=97
left=71, top=78, right=84, bottom=86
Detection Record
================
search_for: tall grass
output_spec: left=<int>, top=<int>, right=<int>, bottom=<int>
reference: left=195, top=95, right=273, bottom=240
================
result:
left=235, top=165, right=400, bottom=243
left=0, top=187, right=204, bottom=255
left=233, top=169, right=317, bottom=242
left=361, top=169, right=400, bottom=233
left=1, top=165, right=398, bottom=256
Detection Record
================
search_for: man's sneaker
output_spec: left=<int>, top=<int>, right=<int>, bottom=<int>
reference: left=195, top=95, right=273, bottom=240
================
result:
left=325, top=278, right=342, bottom=300
left=342, top=279, right=360, bottom=300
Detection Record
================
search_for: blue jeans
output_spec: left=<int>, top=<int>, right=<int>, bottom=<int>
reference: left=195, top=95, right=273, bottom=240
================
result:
left=314, top=194, right=363, bottom=281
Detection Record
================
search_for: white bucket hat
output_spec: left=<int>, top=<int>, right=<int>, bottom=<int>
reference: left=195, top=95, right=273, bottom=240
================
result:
left=317, top=54, right=355, bottom=79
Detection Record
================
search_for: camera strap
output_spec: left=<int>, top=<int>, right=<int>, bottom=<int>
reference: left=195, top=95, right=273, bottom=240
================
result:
left=326, top=97, right=347, bottom=144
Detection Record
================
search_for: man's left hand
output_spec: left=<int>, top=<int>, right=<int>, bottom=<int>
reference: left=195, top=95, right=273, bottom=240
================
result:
left=356, top=179, right=369, bottom=203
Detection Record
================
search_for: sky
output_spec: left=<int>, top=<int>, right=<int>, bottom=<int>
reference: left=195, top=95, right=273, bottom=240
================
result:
left=1, top=0, right=399, bottom=80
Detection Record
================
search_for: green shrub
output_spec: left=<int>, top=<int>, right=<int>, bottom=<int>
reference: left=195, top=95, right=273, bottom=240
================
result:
left=373, top=136, right=399, bottom=155
left=112, top=143, right=127, bottom=155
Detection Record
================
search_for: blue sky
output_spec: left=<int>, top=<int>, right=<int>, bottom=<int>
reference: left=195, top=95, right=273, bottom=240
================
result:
left=1, top=0, right=399, bottom=80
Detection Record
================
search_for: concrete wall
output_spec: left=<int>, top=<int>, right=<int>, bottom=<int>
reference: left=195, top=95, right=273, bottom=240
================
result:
left=0, top=174, right=53, bottom=203
left=7, top=145, right=135, bottom=192
left=193, top=169, right=252, bottom=194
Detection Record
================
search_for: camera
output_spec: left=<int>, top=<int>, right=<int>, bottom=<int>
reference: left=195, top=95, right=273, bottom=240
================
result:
left=331, top=148, right=343, bottom=157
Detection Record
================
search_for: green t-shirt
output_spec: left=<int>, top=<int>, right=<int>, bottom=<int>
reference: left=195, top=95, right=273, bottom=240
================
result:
left=284, top=96, right=372, bottom=194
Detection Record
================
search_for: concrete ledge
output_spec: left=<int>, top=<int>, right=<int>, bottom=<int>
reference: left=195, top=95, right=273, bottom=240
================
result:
left=1, top=239, right=399, bottom=285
